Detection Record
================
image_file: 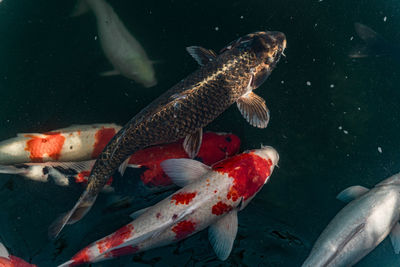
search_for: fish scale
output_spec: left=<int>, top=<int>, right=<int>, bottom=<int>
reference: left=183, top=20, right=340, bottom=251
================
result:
left=50, top=31, right=286, bottom=238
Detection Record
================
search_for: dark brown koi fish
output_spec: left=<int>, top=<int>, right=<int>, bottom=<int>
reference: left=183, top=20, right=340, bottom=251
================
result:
left=49, top=31, right=286, bottom=238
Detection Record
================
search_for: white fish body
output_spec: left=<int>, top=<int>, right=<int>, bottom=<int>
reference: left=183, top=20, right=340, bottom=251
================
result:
left=81, top=0, right=157, bottom=87
left=302, top=173, right=400, bottom=267
left=59, top=147, right=279, bottom=266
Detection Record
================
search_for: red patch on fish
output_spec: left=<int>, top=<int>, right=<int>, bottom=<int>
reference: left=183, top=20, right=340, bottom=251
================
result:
left=24, top=132, right=65, bottom=162
left=71, top=247, right=91, bottom=266
left=198, top=133, right=241, bottom=165
left=213, top=152, right=273, bottom=201
left=75, top=170, right=91, bottom=183
left=128, top=132, right=241, bottom=186
left=172, top=220, right=196, bottom=240
left=104, top=245, right=139, bottom=258
left=212, top=201, right=233, bottom=215
left=92, top=127, right=117, bottom=158
left=171, top=192, right=197, bottom=205
left=0, top=255, right=36, bottom=267
left=96, top=224, right=134, bottom=254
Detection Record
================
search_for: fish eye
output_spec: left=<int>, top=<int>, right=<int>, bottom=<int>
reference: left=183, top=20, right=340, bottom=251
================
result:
left=225, top=136, right=232, bottom=142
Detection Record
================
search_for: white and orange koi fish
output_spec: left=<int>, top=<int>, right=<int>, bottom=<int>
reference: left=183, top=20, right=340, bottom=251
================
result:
left=0, top=241, right=36, bottom=267
left=0, top=123, right=121, bottom=165
left=59, top=146, right=279, bottom=266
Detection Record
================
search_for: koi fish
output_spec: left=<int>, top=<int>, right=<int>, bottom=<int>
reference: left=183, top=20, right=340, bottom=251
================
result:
left=0, top=123, right=121, bottom=165
left=58, top=146, right=279, bottom=266
left=349, top=22, right=397, bottom=59
left=128, top=132, right=241, bottom=186
left=302, top=172, right=400, bottom=267
left=50, top=31, right=286, bottom=238
left=73, top=0, right=157, bottom=87
left=0, top=241, right=36, bottom=267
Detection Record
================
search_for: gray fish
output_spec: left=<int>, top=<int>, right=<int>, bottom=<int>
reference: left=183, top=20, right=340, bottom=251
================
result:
left=49, top=31, right=286, bottom=239
left=302, top=173, right=400, bottom=267
left=349, top=22, right=398, bottom=60
left=74, top=0, right=157, bottom=87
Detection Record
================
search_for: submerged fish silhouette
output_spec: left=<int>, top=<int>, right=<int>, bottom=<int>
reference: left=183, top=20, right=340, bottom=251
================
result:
left=73, top=0, right=157, bottom=87
left=49, top=31, right=286, bottom=239
left=349, top=22, right=397, bottom=59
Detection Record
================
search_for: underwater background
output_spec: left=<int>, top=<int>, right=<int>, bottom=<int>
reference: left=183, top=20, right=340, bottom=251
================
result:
left=0, top=0, right=400, bottom=266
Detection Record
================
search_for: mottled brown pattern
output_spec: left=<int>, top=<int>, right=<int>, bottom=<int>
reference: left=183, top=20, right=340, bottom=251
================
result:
left=60, top=31, right=286, bottom=229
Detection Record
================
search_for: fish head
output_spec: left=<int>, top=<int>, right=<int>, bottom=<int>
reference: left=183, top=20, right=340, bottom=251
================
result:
left=223, top=133, right=241, bottom=157
left=251, top=145, right=280, bottom=182
left=221, top=31, right=286, bottom=89
left=212, top=146, right=279, bottom=210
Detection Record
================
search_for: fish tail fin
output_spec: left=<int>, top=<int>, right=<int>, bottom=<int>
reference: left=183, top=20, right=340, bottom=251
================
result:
left=349, top=22, right=391, bottom=58
left=48, top=190, right=97, bottom=239
left=70, top=0, right=90, bottom=17
left=0, top=165, right=26, bottom=175
left=0, top=165, right=26, bottom=174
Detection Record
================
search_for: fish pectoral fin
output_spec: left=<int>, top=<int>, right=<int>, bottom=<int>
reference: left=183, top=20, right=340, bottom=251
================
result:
left=183, top=128, right=203, bottom=158
left=130, top=207, right=151, bottom=219
left=160, top=158, right=210, bottom=187
left=0, top=242, right=9, bottom=258
left=208, top=210, right=238, bottom=261
left=236, top=91, right=270, bottom=128
left=336, top=185, right=369, bottom=203
left=186, top=46, right=217, bottom=66
left=390, top=222, right=400, bottom=254
left=118, top=158, right=130, bottom=176
left=100, top=70, right=120, bottom=76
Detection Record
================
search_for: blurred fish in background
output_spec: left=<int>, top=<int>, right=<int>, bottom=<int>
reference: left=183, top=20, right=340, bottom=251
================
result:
left=349, top=22, right=398, bottom=60
left=72, top=0, right=157, bottom=87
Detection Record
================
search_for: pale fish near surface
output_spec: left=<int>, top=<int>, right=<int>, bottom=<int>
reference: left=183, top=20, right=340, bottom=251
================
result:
left=302, top=172, right=400, bottom=267
left=73, top=0, right=157, bottom=87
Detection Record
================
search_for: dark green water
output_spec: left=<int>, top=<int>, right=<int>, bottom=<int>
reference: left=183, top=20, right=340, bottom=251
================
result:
left=1, top=0, right=400, bottom=266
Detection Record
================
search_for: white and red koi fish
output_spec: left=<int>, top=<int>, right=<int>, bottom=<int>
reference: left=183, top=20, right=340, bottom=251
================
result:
left=128, top=132, right=241, bottom=186
left=0, top=132, right=239, bottom=189
left=0, top=241, right=36, bottom=267
left=59, top=146, right=279, bottom=266
left=0, top=124, right=121, bottom=165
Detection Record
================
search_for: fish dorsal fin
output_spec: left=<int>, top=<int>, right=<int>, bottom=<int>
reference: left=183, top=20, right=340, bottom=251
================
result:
left=208, top=210, right=238, bottom=261
left=336, top=185, right=369, bottom=203
left=186, top=46, right=217, bottom=66
left=183, top=128, right=203, bottom=158
left=160, top=158, right=210, bottom=187
left=236, top=91, right=270, bottom=128
left=0, top=242, right=9, bottom=258
left=118, top=158, right=130, bottom=176
left=390, top=222, right=400, bottom=254
left=130, top=207, right=151, bottom=219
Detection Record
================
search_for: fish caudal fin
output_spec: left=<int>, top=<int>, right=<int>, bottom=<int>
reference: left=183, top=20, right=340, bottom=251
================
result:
left=70, top=0, right=89, bottom=17
left=349, top=22, right=391, bottom=58
left=48, top=190, right=97, bottom=239
left=0, top=165, right=26, bottom=175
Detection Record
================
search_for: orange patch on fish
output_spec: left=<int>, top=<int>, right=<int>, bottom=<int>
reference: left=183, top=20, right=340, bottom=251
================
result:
left=172, top=220, right=195, bottom=240
left=96, top=224, right=134, bottom=254
left=171, top=192, right=197, bottom=205
left=24, top=132, right=65, bottom=162
left=92, top=127, right=117, bottom=158
left=212, top=201, right=232, bottom=215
